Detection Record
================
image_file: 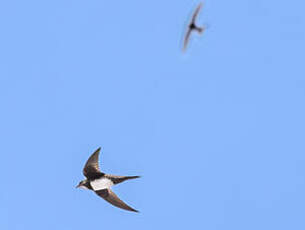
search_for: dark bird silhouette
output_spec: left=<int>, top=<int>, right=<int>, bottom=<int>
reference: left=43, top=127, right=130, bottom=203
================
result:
left=183, top=2, right=206, bottom=51
left=76, top=147, right=140, bottom=212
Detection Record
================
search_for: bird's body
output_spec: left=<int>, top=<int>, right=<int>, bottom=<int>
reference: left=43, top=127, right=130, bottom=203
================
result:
left=189, top=22, right=203, bottom=33
left=76, top=148, right=140, bottom=212
left=90, top=177, right=114, bottom=190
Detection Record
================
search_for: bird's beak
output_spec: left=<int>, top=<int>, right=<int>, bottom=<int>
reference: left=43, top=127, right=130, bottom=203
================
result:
left=76, top=184, right=80, bottom=188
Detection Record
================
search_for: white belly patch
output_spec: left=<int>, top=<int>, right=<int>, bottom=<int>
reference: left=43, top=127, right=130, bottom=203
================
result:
left=90, top=178, right=114, bottom=191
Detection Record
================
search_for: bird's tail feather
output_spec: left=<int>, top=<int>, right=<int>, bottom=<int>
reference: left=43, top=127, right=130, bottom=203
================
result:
left=197, top=27, right=204, bottom=33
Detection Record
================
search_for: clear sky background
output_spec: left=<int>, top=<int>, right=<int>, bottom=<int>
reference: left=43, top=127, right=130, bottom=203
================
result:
left=1, top=0, right=305, bottom=229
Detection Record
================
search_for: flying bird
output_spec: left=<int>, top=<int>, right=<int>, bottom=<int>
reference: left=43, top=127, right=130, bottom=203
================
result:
left=76, top=147, right=140, bottom=212
left=183, top=2, right=206, bottom=51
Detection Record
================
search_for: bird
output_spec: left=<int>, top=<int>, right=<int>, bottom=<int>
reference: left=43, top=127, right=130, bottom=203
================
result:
left=183, top=2, right=206, bottom=52
left=76, top=147, right=140, bottom=212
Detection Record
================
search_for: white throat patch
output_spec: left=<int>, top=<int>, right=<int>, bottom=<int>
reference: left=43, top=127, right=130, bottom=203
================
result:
left=90, top=178, right=114, bottom=191
left=78, top=185, right=89, bottom=190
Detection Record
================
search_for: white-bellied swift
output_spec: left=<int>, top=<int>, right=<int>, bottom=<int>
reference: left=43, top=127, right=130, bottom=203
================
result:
left=76, top=147, right=140, bottom=212
left=183, top=2, right=207, bottom=52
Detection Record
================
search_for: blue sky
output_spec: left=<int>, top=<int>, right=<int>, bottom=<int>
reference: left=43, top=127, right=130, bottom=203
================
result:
left=1, top=0, right=305, bottom=229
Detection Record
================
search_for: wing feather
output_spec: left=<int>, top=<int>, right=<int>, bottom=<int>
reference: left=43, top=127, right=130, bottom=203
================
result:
left=83, top=147, right=103, bottom=179
left=191, top=2, right=203, bottom=24
left=95, top=189, right=138, bottom=212
left=183, top=28, right=192, bottom=51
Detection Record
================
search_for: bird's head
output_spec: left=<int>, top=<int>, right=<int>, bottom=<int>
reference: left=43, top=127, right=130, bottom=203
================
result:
left=76, top=180, right=89, bottom=189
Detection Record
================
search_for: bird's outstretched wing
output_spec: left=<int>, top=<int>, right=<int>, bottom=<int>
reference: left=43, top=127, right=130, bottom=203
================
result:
left=83, top=147, right=104, bottom=179
left=95, top=189, right=139, bottom=212
left=191, top=2, right=203, bottom=24
left=183, top=28, right=192, bottom=51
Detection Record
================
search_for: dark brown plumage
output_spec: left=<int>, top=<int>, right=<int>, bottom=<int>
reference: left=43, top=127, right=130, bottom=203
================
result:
left=76, top=147, right=140, bottom=212
left=183, top=2, right=206, bottom=51
left=83, top=147, right=104, bottom=179
left=95, top=189, right=139, bottom=212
